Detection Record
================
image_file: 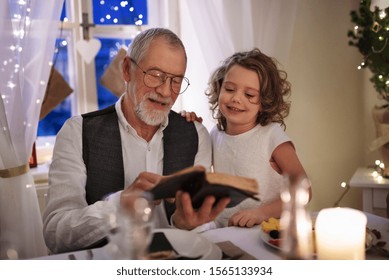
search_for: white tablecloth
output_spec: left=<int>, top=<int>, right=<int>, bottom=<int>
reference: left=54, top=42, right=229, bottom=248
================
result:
left=34, top=212, right=389, bottom=260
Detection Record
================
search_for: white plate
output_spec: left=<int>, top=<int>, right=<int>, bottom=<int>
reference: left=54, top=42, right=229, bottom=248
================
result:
left=259, top=228, right=280, bottom=251
left=154, top=228, right=222, bottom=260
left=259, top=227, right=375, bottom=252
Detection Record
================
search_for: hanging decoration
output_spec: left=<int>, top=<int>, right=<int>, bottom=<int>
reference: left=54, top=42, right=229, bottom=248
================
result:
left=76, top=12, right=101, bottom=64
left=39, top=66, right=73, bottom=120
left=100, top=47, right=127, bottom=96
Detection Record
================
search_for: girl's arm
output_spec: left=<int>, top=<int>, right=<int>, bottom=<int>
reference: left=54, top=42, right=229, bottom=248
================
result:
left=271, top=141, right=312, bottom=200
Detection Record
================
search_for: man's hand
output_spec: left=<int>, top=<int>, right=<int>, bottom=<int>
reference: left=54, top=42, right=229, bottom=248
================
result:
left=120, top=172, right=162, bottom=208
left=172, top=191, right=230, bottom=230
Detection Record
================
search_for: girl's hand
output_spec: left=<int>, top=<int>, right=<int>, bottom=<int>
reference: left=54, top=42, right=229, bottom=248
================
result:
left=228, top=199, right=283, bottom=228
left=180, top=110, right=203, bottom=123
left=228, top=208, right=264, bottom=228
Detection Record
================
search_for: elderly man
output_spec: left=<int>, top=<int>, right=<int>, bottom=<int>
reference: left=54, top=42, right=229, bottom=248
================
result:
left=43, top=28, right=229, bottom=254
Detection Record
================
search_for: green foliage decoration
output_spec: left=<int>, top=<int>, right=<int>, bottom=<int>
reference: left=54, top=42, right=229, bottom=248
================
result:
left=348, top=0, right=389, bottom=102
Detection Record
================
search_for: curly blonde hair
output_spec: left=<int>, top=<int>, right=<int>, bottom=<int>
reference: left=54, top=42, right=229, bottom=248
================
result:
left=206, top=48, right=291, bottom=131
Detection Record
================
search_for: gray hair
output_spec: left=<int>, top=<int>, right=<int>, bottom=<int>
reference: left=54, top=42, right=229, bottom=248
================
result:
left=127, top=28, right=187, bottom=63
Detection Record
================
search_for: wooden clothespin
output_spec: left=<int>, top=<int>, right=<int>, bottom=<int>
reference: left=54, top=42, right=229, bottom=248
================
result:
left=80, top=12, right=95, bottom=41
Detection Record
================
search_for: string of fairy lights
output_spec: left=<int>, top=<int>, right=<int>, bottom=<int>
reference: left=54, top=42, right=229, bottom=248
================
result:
left=3, top=0, right=146, bottom=90
left=3, top=0, right=34, bottom=90
left=348, top=0, right=389, bottom=102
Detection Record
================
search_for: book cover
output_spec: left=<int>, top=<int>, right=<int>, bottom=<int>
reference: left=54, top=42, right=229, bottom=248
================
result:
left=150, top=167, right=259, bottom=209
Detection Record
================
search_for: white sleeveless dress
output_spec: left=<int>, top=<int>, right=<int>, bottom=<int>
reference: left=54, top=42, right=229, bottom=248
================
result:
left=210, top=123, right=292, bottom=227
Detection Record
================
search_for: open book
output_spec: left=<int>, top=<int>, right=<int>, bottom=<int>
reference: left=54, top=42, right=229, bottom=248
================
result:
left=150, top=166, right=259, bottom=208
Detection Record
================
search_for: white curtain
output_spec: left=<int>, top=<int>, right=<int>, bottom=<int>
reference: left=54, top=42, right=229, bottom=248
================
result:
left=148, top=0, right=298, bottom=130
left=0, top=0, right=63, bottom=259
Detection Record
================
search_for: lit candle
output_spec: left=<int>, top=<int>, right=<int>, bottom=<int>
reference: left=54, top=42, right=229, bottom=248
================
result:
left=315, top=207, right=367, bottom=260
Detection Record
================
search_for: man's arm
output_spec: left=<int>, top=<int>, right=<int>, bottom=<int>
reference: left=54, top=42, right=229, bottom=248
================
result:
left=43, top=117, right=117, bottom=253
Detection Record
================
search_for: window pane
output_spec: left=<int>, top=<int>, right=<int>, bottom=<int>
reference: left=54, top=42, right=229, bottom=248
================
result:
left=93, top=0, right=147, bottom=25
left=37, top=0, right=148, bottom=137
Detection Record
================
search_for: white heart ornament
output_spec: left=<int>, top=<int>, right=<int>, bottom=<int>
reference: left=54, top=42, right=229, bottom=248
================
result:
left=76, top=38, right=101, bottom=64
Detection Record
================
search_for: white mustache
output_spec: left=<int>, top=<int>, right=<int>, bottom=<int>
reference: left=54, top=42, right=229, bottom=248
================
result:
left=146, top=92, right=172, bottom=106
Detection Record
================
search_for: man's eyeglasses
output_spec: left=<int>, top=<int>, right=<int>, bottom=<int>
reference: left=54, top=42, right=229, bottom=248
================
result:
left=130, top=58, right=190, bottom=94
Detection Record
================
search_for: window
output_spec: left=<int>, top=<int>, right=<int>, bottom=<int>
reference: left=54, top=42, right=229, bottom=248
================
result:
left=37, top=0, right=148, bottom=136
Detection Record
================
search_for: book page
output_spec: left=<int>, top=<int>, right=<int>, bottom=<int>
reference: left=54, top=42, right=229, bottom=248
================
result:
left=206, top=172, right=258, bottom=194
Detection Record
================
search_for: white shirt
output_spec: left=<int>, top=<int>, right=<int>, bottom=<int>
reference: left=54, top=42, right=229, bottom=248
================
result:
left=210, top=123, right=292, bottom=227
left=43, top=96, right=212, bottom=253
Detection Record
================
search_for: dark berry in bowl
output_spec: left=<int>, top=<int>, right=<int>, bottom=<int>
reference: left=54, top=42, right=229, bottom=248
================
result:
left=269, top=230, right=280, bottom=239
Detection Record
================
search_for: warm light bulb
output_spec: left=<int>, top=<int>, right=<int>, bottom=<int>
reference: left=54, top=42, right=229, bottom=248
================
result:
left=341, top=182, right=347, bottom=188
left=375, top=159, right=381, bottom=165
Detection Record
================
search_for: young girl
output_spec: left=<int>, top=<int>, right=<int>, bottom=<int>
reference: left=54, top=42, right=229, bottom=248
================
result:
left=185, top=48, right=311, bottom=228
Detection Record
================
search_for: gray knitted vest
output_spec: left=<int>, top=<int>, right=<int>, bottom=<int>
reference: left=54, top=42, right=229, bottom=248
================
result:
left=81, top=105, right=198, bottom=205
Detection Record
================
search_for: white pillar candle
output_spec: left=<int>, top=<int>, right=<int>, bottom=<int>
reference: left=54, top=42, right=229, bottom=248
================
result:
left=315, top=207, right=367, bottom=260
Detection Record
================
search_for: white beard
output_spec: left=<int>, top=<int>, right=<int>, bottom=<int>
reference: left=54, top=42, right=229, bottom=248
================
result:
left=135, top=92, right=172, bottom=126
